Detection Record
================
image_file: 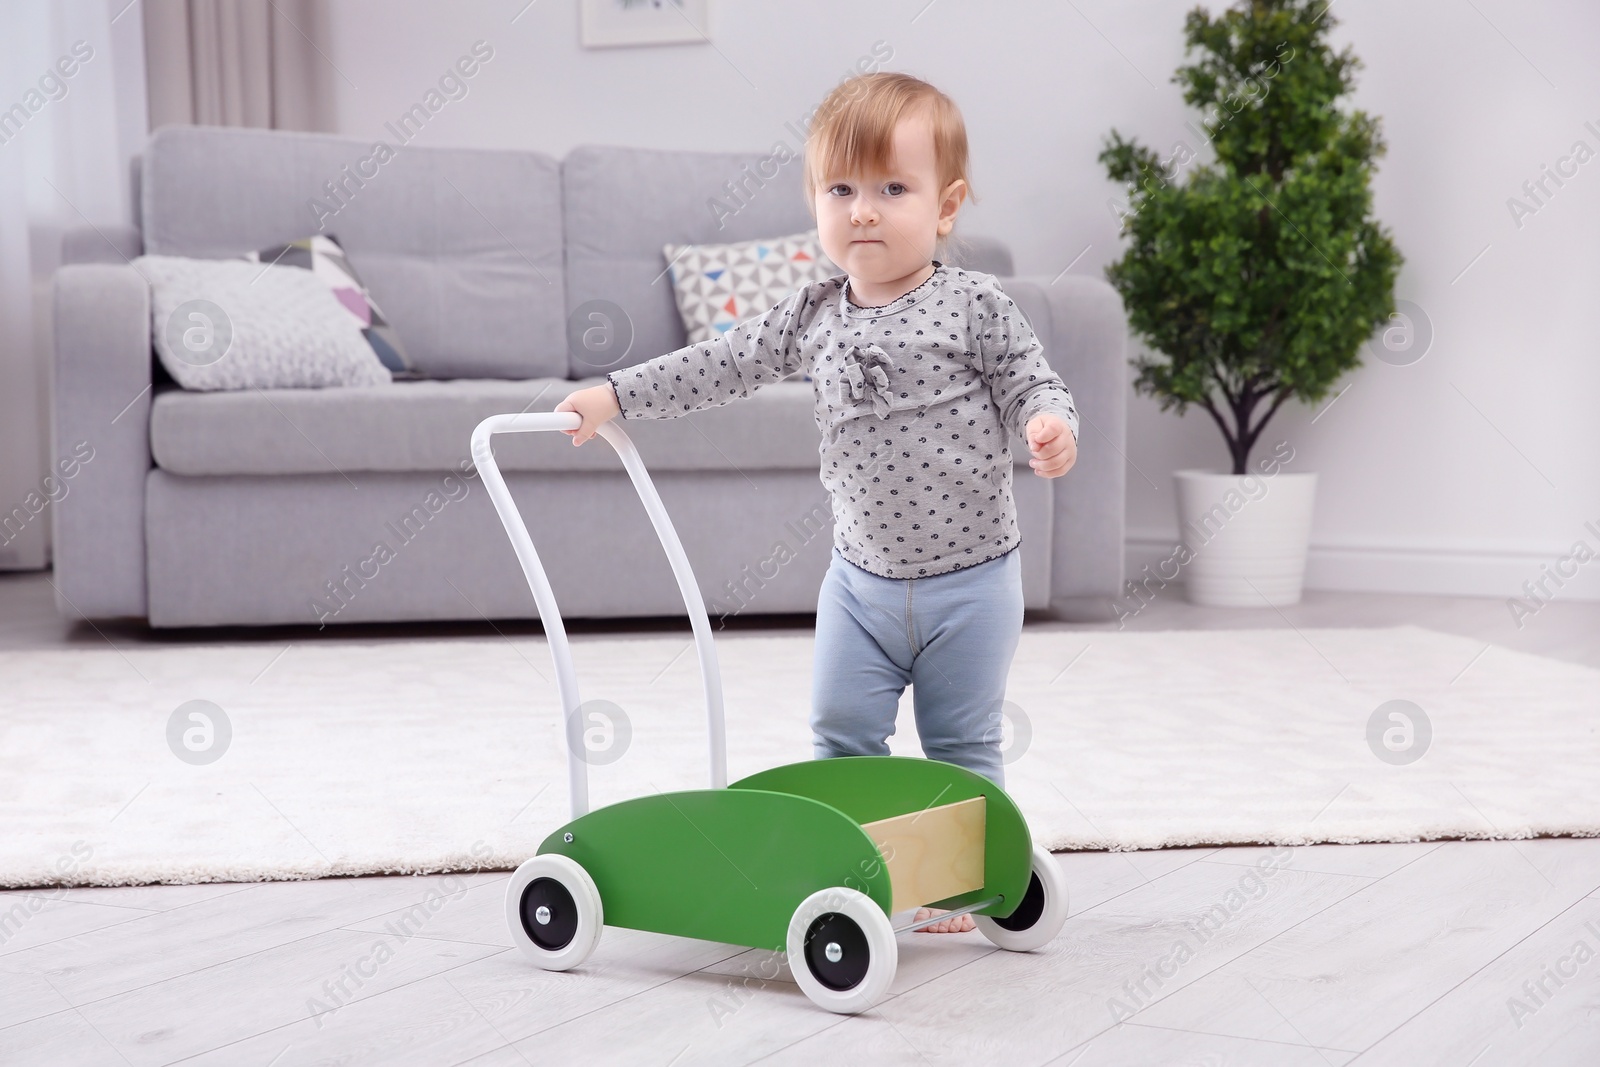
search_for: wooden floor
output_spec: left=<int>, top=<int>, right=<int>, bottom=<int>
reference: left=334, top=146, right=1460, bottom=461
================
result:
left=1, top=570, right=1597, bottom=1065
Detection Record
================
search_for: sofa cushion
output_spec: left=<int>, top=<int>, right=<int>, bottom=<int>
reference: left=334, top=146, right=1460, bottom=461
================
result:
left=149, top=378, right=829, bottom=476
left=141, top=125, right=565, bottom=379
left=562, top=144, right=817, bottom=380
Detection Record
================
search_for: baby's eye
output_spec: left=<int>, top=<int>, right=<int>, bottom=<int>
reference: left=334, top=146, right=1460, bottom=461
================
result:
left=884, top=182, right=907, bottom=196
left=828, top=183, right=852, bottom=197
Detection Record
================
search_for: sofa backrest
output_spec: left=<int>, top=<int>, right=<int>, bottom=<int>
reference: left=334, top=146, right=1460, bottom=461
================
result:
left=141, top=125, right=567, bottom=379
left=561, top=144, right=817, bottom=379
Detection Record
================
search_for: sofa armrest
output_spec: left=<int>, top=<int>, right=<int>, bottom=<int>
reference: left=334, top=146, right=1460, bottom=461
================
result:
left=61, top=223, right=143, bottom=266
left=1003, top=273, right=1128, bottom=620
left=51, top=263, right=152, bottom=619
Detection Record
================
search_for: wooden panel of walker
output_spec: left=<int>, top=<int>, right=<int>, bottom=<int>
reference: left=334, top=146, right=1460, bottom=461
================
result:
left=858, top=795, right=987, bottom=913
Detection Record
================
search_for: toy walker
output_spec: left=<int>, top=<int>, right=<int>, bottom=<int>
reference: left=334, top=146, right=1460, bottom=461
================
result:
left=471, top=411, right=1068, bottom=1014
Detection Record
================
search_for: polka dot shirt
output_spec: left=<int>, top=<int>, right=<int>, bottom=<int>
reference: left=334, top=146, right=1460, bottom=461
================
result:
left=607, top=261, right=1080, bottom=579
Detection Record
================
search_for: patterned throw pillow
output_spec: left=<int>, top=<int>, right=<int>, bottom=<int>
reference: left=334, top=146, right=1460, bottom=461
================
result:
left=243, top=234, right=416, bottom=377
left=662, top=229, right=839, bottom=381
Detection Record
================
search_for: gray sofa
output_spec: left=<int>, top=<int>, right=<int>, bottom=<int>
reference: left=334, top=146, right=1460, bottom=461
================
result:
left=51, top=125, right=1127, bottom=629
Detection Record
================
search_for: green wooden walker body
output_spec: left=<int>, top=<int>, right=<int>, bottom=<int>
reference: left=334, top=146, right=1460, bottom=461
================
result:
left=535, top=754, right=1034, bottom=951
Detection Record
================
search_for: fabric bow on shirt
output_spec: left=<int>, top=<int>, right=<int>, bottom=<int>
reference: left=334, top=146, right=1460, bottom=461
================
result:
left=841, top=343, right=894, bottom=418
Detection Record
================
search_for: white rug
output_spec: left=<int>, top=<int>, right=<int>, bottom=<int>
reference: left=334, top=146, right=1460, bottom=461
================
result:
left=2, top=625, right=1596, bottom=889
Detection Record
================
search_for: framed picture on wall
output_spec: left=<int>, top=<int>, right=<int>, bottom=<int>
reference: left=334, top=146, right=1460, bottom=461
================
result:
left=580, top=0, right=710, bottom=48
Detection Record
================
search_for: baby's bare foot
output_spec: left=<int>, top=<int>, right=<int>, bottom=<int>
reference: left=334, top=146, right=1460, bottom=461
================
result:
left=913, top=906, right=975, bottom=933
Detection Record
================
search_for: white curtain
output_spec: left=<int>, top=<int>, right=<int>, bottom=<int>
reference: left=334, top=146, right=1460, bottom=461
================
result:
left=0, top=0, right=145, bottom=570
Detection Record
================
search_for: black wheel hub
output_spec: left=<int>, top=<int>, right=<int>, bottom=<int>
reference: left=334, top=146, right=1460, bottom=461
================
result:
left=521, top=876, right=579, bottom=951
left=804, top=912, right=871, bottom=991
left=994, top=870, right=1046, bottom=931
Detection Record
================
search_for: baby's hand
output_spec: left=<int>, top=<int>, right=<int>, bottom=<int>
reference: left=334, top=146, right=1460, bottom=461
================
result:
left=554, top=383, right=622, bottom=446
left=1026, top=414, right=1077, bottom=478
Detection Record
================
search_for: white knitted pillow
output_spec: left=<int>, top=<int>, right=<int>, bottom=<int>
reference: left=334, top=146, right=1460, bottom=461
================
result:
left=136, top=254, right=393, bottom=391
left=662, top=229, right=839, bottom=380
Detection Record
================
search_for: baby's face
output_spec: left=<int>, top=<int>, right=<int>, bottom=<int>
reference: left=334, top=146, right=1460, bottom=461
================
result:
left=814, top=109, right=965, bottom=290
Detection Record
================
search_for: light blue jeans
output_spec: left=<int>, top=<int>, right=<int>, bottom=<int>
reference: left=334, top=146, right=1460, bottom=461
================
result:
left=811, top=544, right=1024, bottom=789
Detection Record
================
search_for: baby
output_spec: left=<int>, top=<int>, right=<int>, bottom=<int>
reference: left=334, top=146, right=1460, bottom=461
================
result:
left=557, top=72, right=1078, bottom=934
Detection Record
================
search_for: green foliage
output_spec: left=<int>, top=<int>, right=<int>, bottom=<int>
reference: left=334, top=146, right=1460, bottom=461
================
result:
left=1100, top=0, right=1402, bottom=474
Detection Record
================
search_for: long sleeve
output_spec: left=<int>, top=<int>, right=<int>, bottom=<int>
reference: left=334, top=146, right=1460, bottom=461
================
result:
left=606, top=284, right=818, bottom=420
left=971, top=280, right=1080, bottom=445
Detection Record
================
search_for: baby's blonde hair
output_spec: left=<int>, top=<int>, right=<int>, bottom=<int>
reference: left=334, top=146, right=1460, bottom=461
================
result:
left=803, top=72, right=976, bottom=263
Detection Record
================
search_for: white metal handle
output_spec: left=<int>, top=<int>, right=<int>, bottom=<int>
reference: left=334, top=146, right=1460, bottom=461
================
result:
left=470, top=411, right=728, bottom=822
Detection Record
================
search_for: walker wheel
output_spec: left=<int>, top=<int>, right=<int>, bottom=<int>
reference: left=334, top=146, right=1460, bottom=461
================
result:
left=786, top=886, right=897, bottom=1013
left=974, top=845, right=1068, bottom=951
left=506, top=853, right=604, bottom=970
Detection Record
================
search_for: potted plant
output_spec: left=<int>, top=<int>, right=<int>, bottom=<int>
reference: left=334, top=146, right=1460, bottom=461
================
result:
left=1099, top=0, right=1403, bottom=606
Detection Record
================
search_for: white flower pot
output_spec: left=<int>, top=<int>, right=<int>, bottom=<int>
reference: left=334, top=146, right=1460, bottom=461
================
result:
left=1173, top=468, right=1318, bottom=606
